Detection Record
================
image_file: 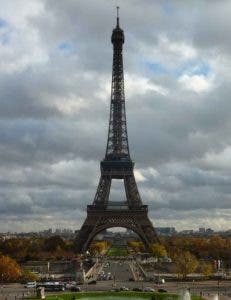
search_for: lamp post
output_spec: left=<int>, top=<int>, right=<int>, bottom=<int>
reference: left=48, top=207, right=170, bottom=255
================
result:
left=1, top=273, right=4, bottom=296
left=217, top=279, right=220, bottom=295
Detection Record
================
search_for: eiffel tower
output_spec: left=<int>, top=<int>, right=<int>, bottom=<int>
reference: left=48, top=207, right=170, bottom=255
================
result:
left=75, top=8, right=159, bottom=253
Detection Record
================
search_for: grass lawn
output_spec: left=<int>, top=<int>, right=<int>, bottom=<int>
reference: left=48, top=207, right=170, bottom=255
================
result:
left=25, top=290, right=196, bottom=300
left=107, top=246, right=128, bottom=256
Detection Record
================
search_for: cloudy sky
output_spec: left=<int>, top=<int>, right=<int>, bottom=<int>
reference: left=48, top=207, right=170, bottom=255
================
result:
left=0, top=0, right=231, bottom=233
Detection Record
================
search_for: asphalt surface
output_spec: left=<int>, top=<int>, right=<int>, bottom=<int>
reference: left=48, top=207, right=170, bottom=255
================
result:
left=2, top=258, right=231, bottom=299
left=2, top=281, right=231, bottom=299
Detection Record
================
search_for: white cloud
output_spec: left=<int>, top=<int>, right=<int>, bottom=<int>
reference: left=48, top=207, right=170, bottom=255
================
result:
left=125, top=73, right=168, bottom=96
left=0, top=1, right=48, bottom=73
left=1, top=1, right=43, bottom=25
left=178, top=73, right=214, bottom=93
left=199, top=147, right=231, bottom=171
left=159, top=34, right=197, bottom=60
left=134, top=169, right=147, bottom=182
left=0, top=0, right=231, bottom=232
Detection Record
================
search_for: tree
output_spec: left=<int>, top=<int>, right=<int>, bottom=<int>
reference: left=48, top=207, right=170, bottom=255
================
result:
left=90, top=241, right=110, bottom=255
left=0, top=255, right=22, bottom=282
left=21, top=268, right=39, bottom=282
left=198, top=261, right=214, bottom=277
left=173, top=250, right=198, bottom=279
left=150, top=243, right=167, bottom=258
left=127, top=241, right=144, bottom=253
left=43, top=236, right=66, bottom=252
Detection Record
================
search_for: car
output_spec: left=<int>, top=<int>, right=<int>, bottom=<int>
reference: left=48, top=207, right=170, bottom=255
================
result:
left=70, top=286, right=81, bottom=292
left=120, top=286, right=129, bottom=291
left=132, top=287, right=142, bottom=291
left=37, top=282, right=65, bottom=292
left=144, top=287, right=155, bottom=292
left=88, top=280, right=97, bottom=284
left=25, top=282, right=36, bottom=288
left=158, top=288, right=167, bottom=293
left=155, top=277, right=165, bottom=284
left=111, top=288, right=120, bottom=292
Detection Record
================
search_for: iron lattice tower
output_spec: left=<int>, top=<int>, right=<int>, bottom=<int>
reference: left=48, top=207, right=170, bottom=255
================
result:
left=75, top=9, right=159, bottom=252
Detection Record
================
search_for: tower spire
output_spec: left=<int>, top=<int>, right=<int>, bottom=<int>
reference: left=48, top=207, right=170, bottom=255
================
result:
left=116, top=6, right=120, bottom=27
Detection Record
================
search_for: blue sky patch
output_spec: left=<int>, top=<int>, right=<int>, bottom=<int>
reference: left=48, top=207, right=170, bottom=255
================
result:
left=58, top=41, right=74, bottom=55
left=176, top=61, right=211, bottom=77
left=0, top=18, right=8, bottom=28
left=0, top=18, right=11, bottom=45
left=162, top=1, right=176, bottom=15
left=145, top=62, right=168, bottom=75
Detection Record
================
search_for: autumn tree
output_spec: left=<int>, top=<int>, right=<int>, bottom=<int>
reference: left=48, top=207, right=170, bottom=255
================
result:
left=0, top=255, right=22, bottom=282
left=21, top=268, right=39, bottom=282
left=198, top=261, right=214, bottom=277
left=173, top=250, right=198, bottom=279
left=90, top=241, right=110, bottom=255
left=150, top=243, right=167, bottom=258
left=43, top=236, right=66, bottom=252
left=127, top=241, right=145, bottom=253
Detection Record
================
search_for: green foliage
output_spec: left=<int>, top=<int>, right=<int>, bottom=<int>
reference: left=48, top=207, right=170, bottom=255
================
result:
left=26, top=291, right=180, bottom=300
left=107, top=246, right=128, bottom=256
left=21, top=268, right=39, bottom=282
left=150, top=243, right=167, bottom=258
left=127, top=240, right=145, bottom=253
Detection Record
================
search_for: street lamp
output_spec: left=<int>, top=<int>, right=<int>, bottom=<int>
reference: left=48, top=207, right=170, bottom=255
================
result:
left=217, top=279, right=220, bottom=295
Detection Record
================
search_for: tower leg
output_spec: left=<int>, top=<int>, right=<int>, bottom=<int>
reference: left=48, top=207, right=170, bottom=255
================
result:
left=124, top=175, right=142, bottom=207
left=93, top=176, right=111, bottom=206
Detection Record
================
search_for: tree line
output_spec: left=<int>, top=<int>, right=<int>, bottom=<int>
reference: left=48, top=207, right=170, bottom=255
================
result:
left=1, top=234, right=231, bottom=282
left=0, top=236, right=75, bottom=261
left=1, top=234, right=231, bottom=261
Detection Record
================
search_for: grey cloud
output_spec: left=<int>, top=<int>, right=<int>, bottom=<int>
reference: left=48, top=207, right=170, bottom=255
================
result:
left=0, top=0, right=231, bottom=231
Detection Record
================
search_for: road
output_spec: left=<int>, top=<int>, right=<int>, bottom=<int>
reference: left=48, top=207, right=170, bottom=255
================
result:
left=0, top=284, right=34, bottom=300
left=2, top=258, right=231, bottom=299
left=2, top=280, right=231, bottom=300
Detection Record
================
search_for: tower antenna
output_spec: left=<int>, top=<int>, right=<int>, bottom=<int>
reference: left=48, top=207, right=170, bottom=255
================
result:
left=116, top=6, right=119, bottom=27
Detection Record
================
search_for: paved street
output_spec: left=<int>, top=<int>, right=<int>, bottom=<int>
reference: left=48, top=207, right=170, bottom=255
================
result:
left=0, top=284, right=34, bottom=300
left=2, top=280, right=231, bottom=300
left=2, top=259, right=231, bottom=299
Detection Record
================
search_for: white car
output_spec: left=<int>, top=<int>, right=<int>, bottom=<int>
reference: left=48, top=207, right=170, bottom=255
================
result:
left=120, top=286, right=129, bottom=291
left=144, top=287, right=155, bottom=292
left=25, top=282, right=36, bottom=288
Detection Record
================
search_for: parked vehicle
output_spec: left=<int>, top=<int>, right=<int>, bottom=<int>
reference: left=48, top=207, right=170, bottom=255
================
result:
left=25, top=282, right=36, bottom=288
left=120, top=286, right=129, bottom=291
left=88, top=280, right=97, bottom=284
left=132, top=287, right=142, bottom=291
left=37, top=282, right=65, bottom=291
left=144, top=287, right=155, bottom=292
left=155, top=277, right=165, bottom=284
left=70, top=286, right=81, bottom=292
left=158, top=288, right=167, bottom=293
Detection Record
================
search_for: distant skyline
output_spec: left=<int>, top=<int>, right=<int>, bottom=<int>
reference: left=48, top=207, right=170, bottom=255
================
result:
left=1, top=225, right=230, bottom=235
left=0, top=1, right=231, bottom=232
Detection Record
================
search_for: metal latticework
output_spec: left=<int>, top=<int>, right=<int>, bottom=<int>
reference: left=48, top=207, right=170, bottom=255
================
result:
left=105, top=16, right=129, bottom=160
left=75, top=11, right=159, bottom=253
